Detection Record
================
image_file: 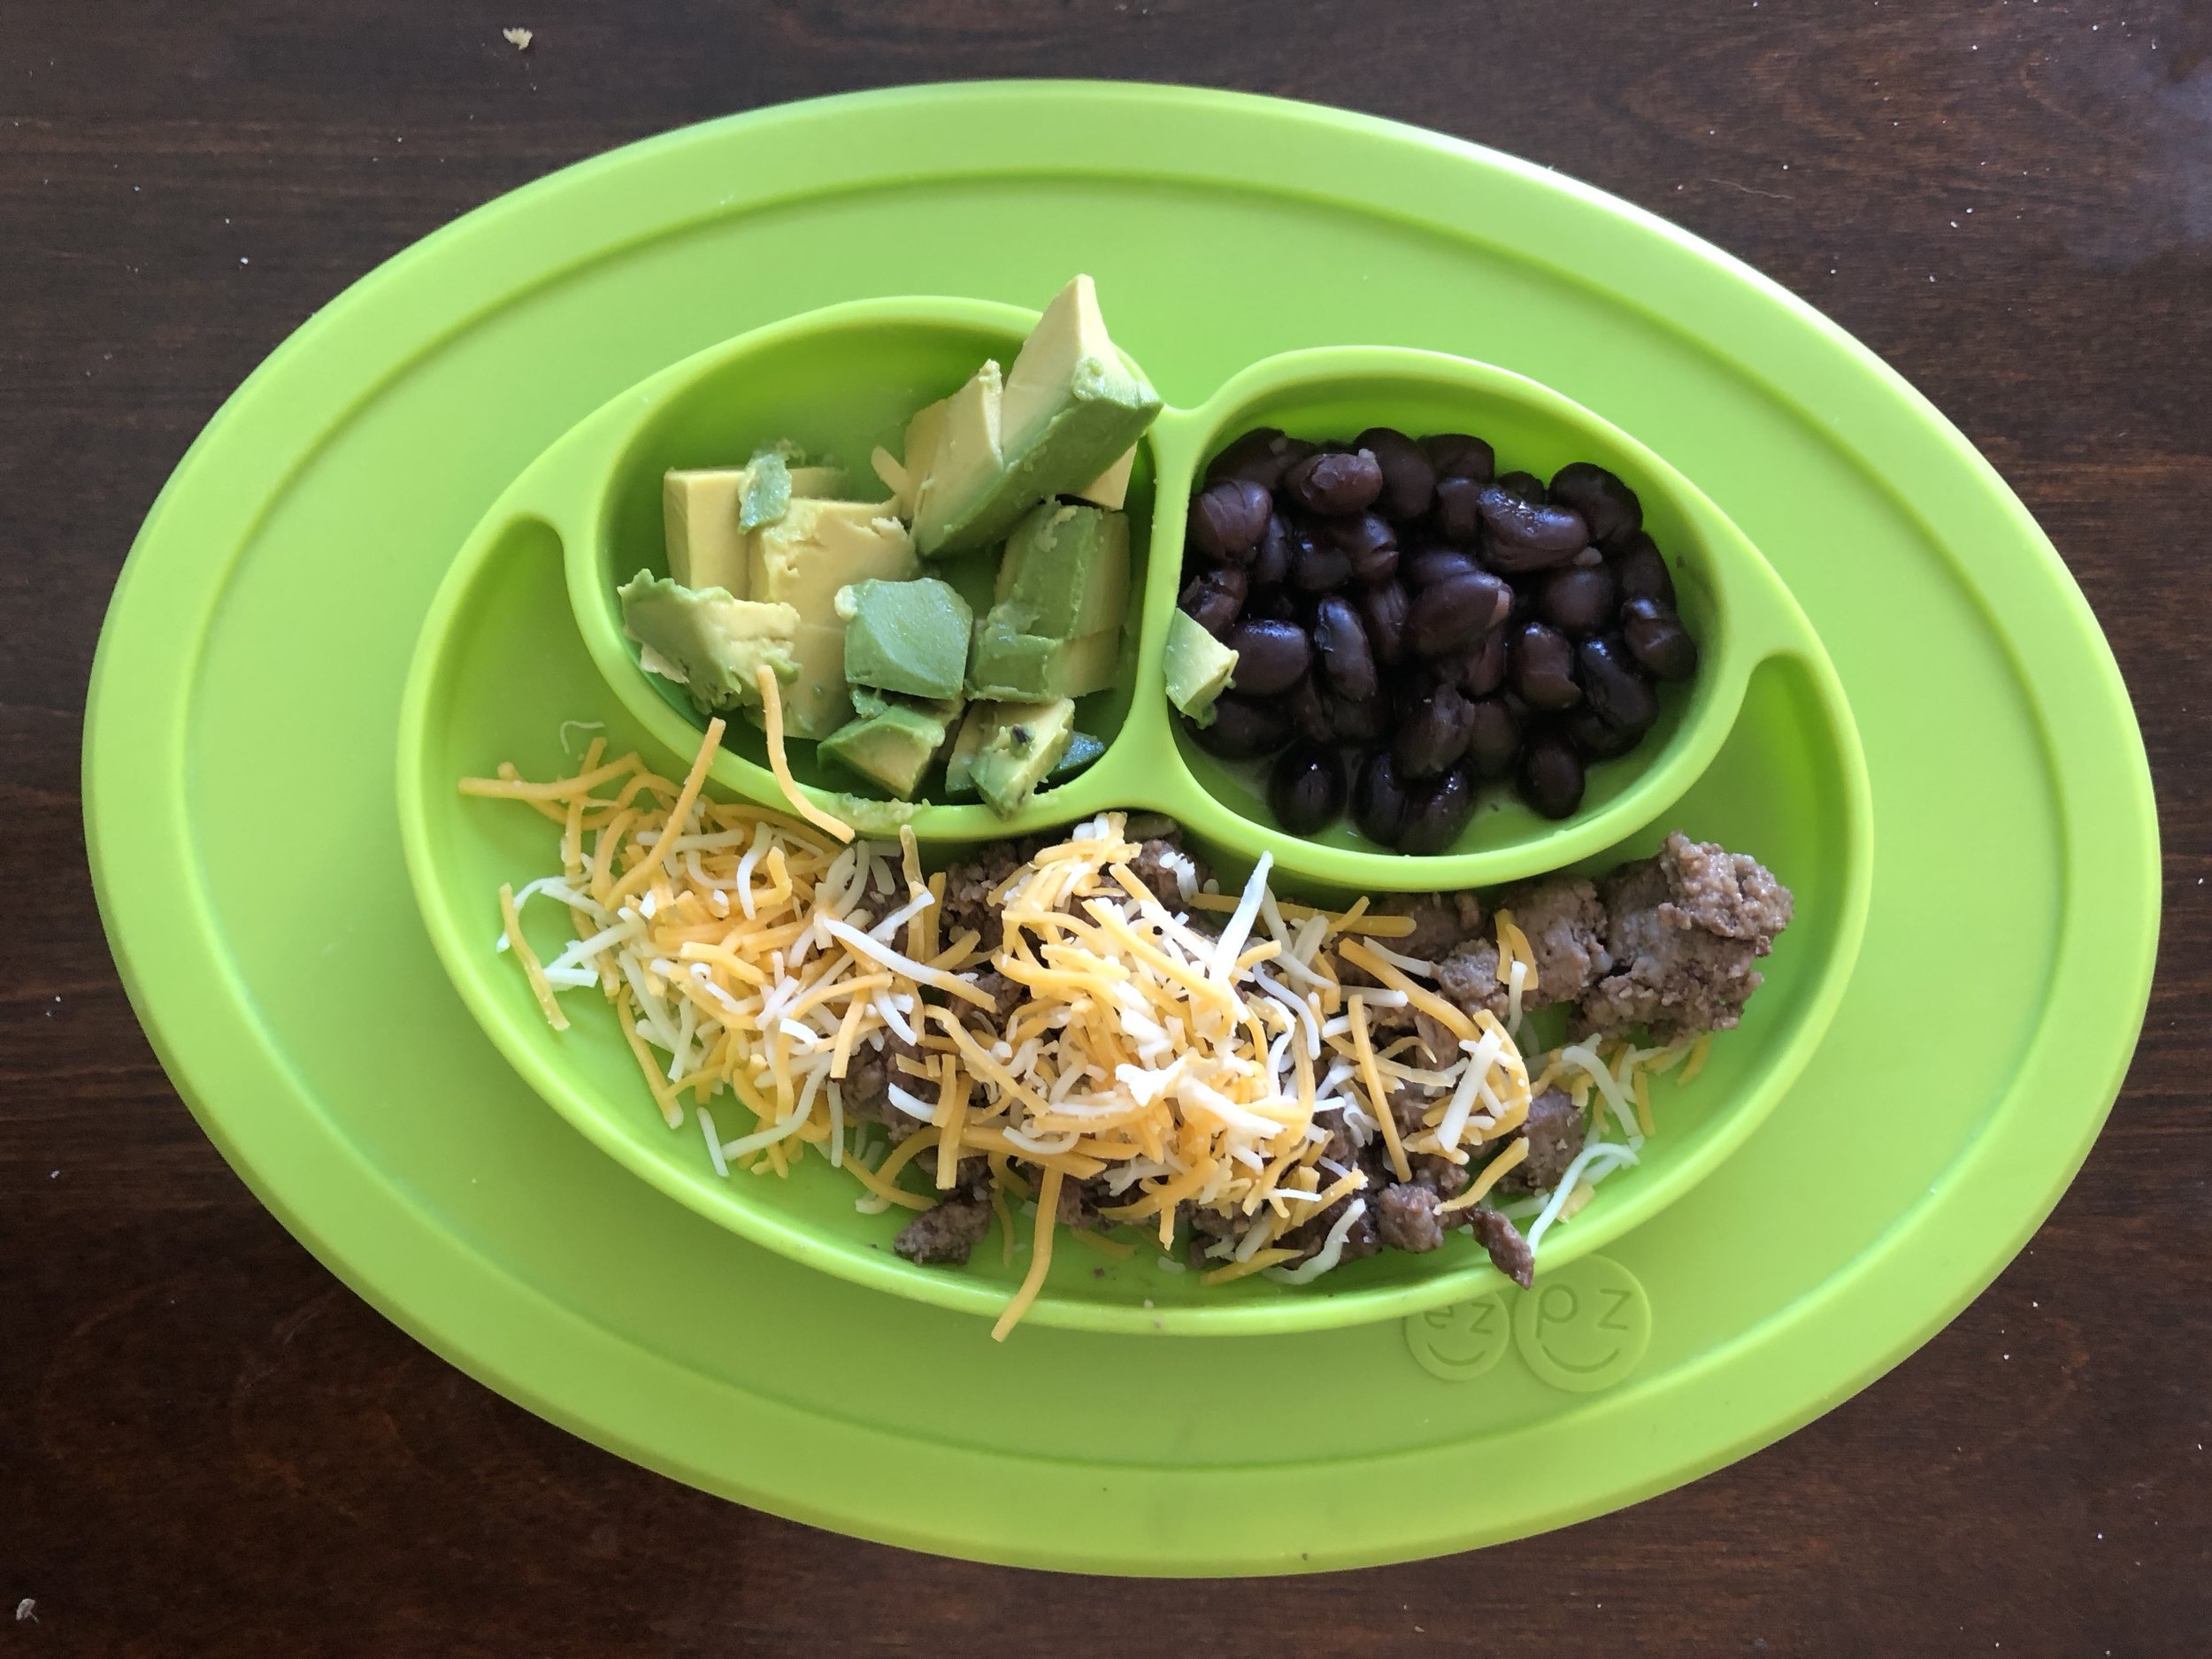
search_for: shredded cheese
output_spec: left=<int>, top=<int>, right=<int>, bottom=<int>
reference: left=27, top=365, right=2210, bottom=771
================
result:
left=755, top=664, right=853, bottom=843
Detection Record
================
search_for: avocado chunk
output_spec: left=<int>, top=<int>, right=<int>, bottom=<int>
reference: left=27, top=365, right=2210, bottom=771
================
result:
left=965, top=619, right=1121, bottom=702
left=910, top=276, right=1162, bottom=557
left=817, top=699, right=960, bottom=800
left=662, top=461, right=849, bottom=593
left=1075, top=444, right=1137, bottom=511
left=908, top=360, right=1004, bottom=558
left=946, top=698, right=1078, bottom=818
left=618, top=572, right=799, bottom=716
left=836, top=577, right=973, bottom=702
left=944, top=724, right=1103, bottom=798
left=746, top=498, right=918, bottom=736
left=1163, top=610, right=1240, bottom=726
left=991, top=503, right=1129, bottom=638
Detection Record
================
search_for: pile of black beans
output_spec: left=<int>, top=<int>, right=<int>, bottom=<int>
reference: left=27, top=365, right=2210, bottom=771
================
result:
left=1178, top=426, right=1698, bottom=853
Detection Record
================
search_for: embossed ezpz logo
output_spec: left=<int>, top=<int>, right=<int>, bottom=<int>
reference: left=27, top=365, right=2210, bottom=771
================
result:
left=1402, top=1256, right=1650, bottom=1393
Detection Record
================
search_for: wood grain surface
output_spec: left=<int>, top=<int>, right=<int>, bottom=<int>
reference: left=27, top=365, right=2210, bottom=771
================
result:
left=4, top=3, right=2208, bottom=1653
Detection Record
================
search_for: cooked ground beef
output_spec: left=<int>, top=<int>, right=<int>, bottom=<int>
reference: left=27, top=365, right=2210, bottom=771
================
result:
left=1314, top=1105, right=1363, bottom=1168
left=841, top=1032, right=925, bottom=1130
left=1502, top=1087, right=1585, bottom=1194
left=1376, top=1182, right=1448, bottom=1252
left=1125, top=833, right=1210, bottom=909
left=937, top=839, right=1031, bottom=956
left=1494, top=874, right=1612, bottom=1009
left=1466, top=1208, right=1536, bottom=1287
left=1279, top=1192, right=1380, bottom=1265
left=1578, top=832, right=1793, bottom=1041
left=893, top=1194, right=994, bottom=1265
left=1412, top=1155, right=1471, bottom=1201
left=957, top=969, right=1024, bottom=1032
left=1056, top=1173, right=1118, bottom=1230
left=1434, top=937, right=1509, bottom=1021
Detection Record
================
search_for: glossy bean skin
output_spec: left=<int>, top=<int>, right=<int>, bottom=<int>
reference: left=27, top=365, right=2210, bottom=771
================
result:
left=1250, top=512, right=1292, bottom=588
left=1399, top=765, right=1477, bottom=855
left=1621, top=596, right=1699, bottom=680
left=1458, top=625, right=1508, bottom=697
left=1285, top=449, right=1385, bottom=514
left=1421, top=433, right=1495, bottom=484
left=1188, top=479, right=1274, bottom=562
left=1578, top=634, right=1659, bottom=732
left=1331, top=690, right=1392, bottom=745
left=1407, top=569, right=1514, bottom=657
left=1433, top=475, right=1485, bottom=543
left=1477, top=487, right=1590, bottom=572
left=1360, top=580, right=1410, bottom=666
left=1610, top=532, right=1677, bottom=605
left=1179, top=566, right=1247, bottom=637
left=1209, top=428, right=1311, bottom=491
left=1547, top=461, right=1642, bottom=551
left=1282, top=672, right=1335, bottom=746
left=1463, top=695, right=1523, bottom=778
left=1563, top=705, right=1642, bottom=759
left=1287, top=521, right=1354, bottom=592
left=1312, top=595, right=1380, bottom=702
left=1494, top=470, right=1548, bottom=503
left=1405, top=545, right=1481, bottom=590
left=1268, top=742, right=1348, bottom=835
left=1222, top=618, right=1311, bottom=695
left=1509, top=620, right=1584, bottom=710
left=1188, top=694, right=1292, bottom=760
left=1516, top=728, right=1586, bottom=819
left=1356, top=426, right=1437, bottom=519
left=1329, top=511, right=1401, bottom=584
left=1537, top=564, right=1617, bottom=635
left=1353, top=750, right=1413, bottom=846
left=1394, top=684, right=1476, bottom=780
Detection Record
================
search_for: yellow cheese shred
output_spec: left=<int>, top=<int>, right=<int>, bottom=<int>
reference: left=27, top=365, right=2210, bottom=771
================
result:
left=1349, top=995, right=1412, bottom=1184
left=1437, top=1135, right=1530, bottom=1214
left=607, top=717, right=724, bottom=909
left=994, top=1169, right=1064, bottom=1341
left=1199, top=1248, right=1299, bottom=1285
left=755, top=664, right=853, bottom=844
left=498, top=881, right=569, bottom=1032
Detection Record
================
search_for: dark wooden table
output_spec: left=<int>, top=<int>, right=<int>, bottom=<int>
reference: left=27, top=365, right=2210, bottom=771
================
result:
left=6, top=4, right=2207, bottom=1652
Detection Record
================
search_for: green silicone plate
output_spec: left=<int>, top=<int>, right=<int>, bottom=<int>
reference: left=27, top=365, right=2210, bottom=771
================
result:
left=85, top=83, right=2157, bottom=1573
left=396, top=299, right=1870, bottom=1334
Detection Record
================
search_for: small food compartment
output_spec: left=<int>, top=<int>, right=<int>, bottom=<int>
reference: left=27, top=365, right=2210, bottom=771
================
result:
left=582, top=290, right=1159, bottom=829
left=1163, top=352, right=1732, bottom=866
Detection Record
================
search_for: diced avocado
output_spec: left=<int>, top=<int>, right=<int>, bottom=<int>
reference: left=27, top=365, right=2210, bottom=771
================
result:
left=909, top=362, right=1004, bottom=557
left=818, top=699, right=958, bottom=800
left=892, top=394, right=951, bottom=518
left=1163, top=610, right=1240, bottom=726
left=745, top=499, right=919, bottom=737
left=1075, top=444, right=1137, bottom=511
left=966, top=619, right=1121, bottom=703
left=662, top=461, right=851, bottom=592
left=618, top=572, right=799, bottom=716
left=911, top=277, right=1162, bottom=557
left=828, top=795, right=920, bottom=837
left=991, top=503, right=1129, bottom=638
left=738, top=451, right=791, bottom=531
left=944, top=723, right=1103, bottom=798
left=959, top=697, right=1079, bottom=818
left=836, top=578, right=973, bottom=702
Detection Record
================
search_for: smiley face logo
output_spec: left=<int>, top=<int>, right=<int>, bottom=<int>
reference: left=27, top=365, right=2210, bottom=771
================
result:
left=1403, top=1295, right=1512, bottom=1383
left=1511, top=1256, right=1649, bottom=1393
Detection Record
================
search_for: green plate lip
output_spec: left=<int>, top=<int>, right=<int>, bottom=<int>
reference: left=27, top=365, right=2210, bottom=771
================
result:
left=82, top=81, right=2161, bottom=1571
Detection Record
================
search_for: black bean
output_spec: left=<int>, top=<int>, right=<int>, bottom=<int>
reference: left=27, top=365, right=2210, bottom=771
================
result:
left=1281, top=672, right=1335, bottom=745
left=1494, top=470, right=1548, bottom=503
left=1312, top=595, right=1380, bottom=702
left=1400, top=765, right=1477, bottom=855
left=1548, top=461, right=1643, bottom=552
left=1408, top=569, right=1515, bottom=657
left=1621, top=596, right=1699, bottom=680
left=1394, top=685, right=1475, bottom=780
left=1421, top=433, right=1495, bottom=483
left=1509, top=620, right=1583, bottom=710
left=1537, top=565, right=1617, bottom=636
left=1361, top=580, right=1410, bottom=667
left=1406, top=545, right=1480, bottom=589
left=1188, top=694, right=1291, bottom=760
left=1464, top=696, right=1523, bottom=778
left=1287, top=520, right=1354, bottom=592
left=1517, top=729, right=1586, bottom=818
left=1244, top=587, right=1297, bottom=624
left=1356, top=426, right=1438, bottom=519
left=1610, top=533, right=1677, bottom=606
left=1187, top=479, right=1274, bottom=563
left=1267, top=742, right=1348, bottom=835
left=1563, top=706, right=1642, bottom=759
left=1328, top=511, right=1401, bottom=584
left=1459, top=626, right=1508, bottom=697
left=1578, top=634, right=1659, bottom=732
left=1209, top=428, right=1311, bottom=491
left=1331, top=690, right=1392, bottom=746
left=1250, top=512, right=1292, bottom=588
left=1285, top=449, right=1385, bottom=514
left=1223, top=618, right=1312, bottom=696
left=1477, top=487, right=1589, bottom=571
left=1353, top=750, right=1412, bottom=846
left=1433, top=475, right=1486, bottom=543
left=1179, top=566, right=1247, bottom=637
